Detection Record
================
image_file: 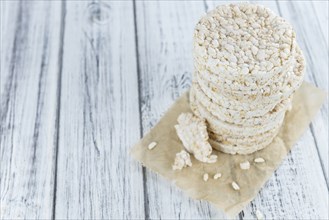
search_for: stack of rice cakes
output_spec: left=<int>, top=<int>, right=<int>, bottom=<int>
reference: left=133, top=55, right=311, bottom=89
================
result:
left=190, top=3, right=305, bottom=155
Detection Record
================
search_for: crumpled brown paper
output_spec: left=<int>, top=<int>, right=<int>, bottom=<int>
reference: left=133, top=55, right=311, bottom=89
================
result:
left=130, top=82, right=326, bottom=217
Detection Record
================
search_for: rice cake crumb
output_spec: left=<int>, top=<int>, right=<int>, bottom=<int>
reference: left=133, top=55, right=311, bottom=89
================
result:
left=232, top=181, right=240, bottom=190
left=148, top=142, right=157, bottom=150
left=203, top=173, right=209, bottom=182
left=240, top=161, right=250, bottom=170
left=213, top=173, right=222, bottom=180
left=255, top=210, right=264, bottom=220
left=254, top=157, right=265, bottom=163
left=172, top=150, right=192, bottom=171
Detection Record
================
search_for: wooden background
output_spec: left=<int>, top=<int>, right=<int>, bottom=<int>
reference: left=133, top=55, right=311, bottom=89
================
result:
left=1, top=0, right=328, bottom=219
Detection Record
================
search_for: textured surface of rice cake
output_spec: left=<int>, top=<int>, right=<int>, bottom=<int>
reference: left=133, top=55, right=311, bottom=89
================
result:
left=194, top=4, right=297, bottom=84
left=190, top=83, right=290, bottom=125
left=172, top=150, right=193, bottom=170
left=189, top=3, right=305, bottom=154
left=175, top=113, right=217, bottom=163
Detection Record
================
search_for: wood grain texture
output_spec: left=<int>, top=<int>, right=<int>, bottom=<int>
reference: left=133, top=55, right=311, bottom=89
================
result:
left=134, top=1, right=230, bottom=219
left=53, top=1, right=145, bottom=219
left=0, top=1, right=62, bottom=219
left=1, top=1, right=328, bottom=219
left=312, top=1, right=328, bottom=50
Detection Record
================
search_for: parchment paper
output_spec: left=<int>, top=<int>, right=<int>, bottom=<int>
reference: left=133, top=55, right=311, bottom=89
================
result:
left=130, top=82, right=326, bottom=217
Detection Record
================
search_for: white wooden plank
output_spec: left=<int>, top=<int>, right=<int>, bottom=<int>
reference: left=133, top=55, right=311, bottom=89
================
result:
left=0, top=1, right=18, bottom=97
left=276, top=0, right=329, bottom=185
left=239, top=1, right=329, bottom=219
left=0, top=1, right=62, bottom=219
left=312, top=1, right=328, bottom=49
left=54, top=1, right=144, bottom=219
left=135, top=1, right=229, bottom=219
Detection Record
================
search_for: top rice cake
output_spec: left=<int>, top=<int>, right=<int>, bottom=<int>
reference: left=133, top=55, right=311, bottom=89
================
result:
left=193, top=3, right=303, bottom=94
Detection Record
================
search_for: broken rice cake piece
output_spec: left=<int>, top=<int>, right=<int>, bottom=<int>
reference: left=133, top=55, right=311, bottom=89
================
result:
left=172, top=150, right=192, bottom=170
left=175, top=112, right=217, bottom=163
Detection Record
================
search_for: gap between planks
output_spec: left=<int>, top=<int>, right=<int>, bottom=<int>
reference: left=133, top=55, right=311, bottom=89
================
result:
left=132, top=0, right=150, bottom=219
left=52, top=1, right=67, bottom=219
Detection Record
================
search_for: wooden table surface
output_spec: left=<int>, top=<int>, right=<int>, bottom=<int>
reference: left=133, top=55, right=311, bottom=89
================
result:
left=1, top=1, right=328, bottom=219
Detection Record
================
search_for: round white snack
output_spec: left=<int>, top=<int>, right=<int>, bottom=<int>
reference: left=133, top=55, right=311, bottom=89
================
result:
left=172, top=150, right=192, bottom=170
left=189, top=3, right=305, bottom=154
left=195, top=71, right=281, bottom=112
left=190, top=87, right=284, bottom=152
left=194, top=3, right=297, bottom=89
left=194, top=58, right=295, bottom=98
left=195, top=68, right=299, bottom=112
left=175, top=112, right=217, bottom=163
left=190, top=81, right=289, bottom=127
left=191, top=81, right=292, bottom=123
left=209, top=136, right=276, bottom=155
left=208, top=125, right=280, bottom=146
left=190, top=88, right=286, bottom=136
left=210, top=131, right=279, bottom=154
left=194, top=53, right=300, bottom=95
left=194, top=44, right=305, bottom=100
